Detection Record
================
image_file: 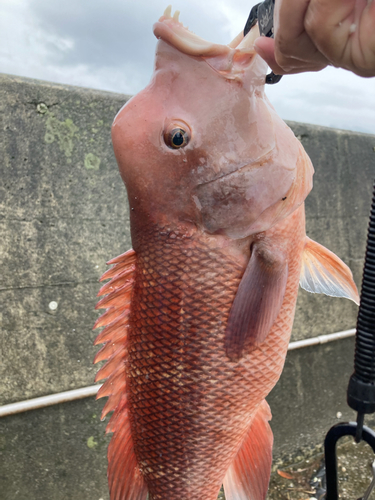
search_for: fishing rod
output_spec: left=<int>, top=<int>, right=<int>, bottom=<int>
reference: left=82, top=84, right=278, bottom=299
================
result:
left=325, top=185, right=375, bottom=500
left=244, top=2, right=375, bottom=499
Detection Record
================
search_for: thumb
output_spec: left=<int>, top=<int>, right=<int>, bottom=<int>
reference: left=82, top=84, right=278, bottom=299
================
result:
left=254, top=37, right=286, bottom=75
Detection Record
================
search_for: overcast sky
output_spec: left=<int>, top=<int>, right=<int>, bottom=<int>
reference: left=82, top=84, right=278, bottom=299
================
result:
left=1, top=0, right=374, bottom=134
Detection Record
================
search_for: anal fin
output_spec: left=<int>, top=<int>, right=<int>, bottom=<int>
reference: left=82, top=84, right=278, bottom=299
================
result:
left=225, top=242, right=288, bottom=361
left=223, top=400, right=273, bottom=500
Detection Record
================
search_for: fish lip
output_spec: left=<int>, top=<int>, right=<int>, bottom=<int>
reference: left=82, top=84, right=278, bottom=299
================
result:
left=153, top=20, right=231, bottom=58
left=153, top=8, right=259, bottom=58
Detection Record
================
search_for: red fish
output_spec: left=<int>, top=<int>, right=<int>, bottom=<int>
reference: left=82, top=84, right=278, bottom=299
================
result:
left=94, top=8, right=359, bottom=500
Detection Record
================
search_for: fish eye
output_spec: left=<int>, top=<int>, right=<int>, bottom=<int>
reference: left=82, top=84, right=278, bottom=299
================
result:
left=163, top=123, right=191, bottom=149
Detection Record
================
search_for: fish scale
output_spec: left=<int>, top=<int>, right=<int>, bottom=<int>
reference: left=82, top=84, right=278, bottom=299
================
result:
left=124, top=223, right=297, bottom=500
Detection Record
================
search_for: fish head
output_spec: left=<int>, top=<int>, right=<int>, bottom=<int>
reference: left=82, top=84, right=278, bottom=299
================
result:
left=112, top=7, right=314, bottom=238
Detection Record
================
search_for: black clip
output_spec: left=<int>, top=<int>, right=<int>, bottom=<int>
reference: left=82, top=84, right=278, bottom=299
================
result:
left=244, top=3, right=261, bottom=37
left=324, top=422, right=375, bottom=500
left=243, top=0, right=282, bottom=85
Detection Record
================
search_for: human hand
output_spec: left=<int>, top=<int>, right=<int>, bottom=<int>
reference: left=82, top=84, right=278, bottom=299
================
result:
left=254, top=0, right=375, bottom=77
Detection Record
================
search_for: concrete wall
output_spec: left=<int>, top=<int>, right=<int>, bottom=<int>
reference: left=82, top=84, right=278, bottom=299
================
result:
left=1, top=73, right=375, bottom=499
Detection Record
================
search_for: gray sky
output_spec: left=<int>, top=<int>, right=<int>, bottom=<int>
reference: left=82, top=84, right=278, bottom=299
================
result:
left=1, top=0, right=374, bottom=134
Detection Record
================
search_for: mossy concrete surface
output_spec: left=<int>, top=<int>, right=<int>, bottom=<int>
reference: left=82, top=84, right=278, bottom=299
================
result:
left=268, top=337, right=364, bottom=460
left=0, top=397, right=110, bottom=500
left=1, top=74, right=132, bottom=405
left=1, top=337, right=373, bottom=499
left=291, top=122, right=375, bottom=340
left=1, top=73, right=375, bottom=499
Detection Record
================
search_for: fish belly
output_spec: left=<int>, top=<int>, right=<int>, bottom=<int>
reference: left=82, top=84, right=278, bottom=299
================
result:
left=125, top=220, right=300, bottom=500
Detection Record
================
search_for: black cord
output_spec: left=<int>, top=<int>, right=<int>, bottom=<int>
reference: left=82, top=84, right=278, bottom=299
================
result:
left=347, top=182, right=375, bottom=440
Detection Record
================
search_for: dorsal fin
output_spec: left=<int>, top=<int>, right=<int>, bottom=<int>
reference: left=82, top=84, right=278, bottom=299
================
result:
left=300, top=237, right=359, bottom=304
left=94, top=249, right=148, bottom=500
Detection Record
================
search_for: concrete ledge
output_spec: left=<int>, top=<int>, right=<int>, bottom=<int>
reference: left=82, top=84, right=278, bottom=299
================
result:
left=0, top=398, right=110, bottom=500
left=1, top=73, right=132, bottom=405
left=1, top=73, right=375, bottom=499
left=1, top=336, right=370, bottom=499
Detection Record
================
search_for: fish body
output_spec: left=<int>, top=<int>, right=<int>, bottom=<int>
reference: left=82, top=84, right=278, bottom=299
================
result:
left=122, top=207, right=305, bottom=500
left=94, top=8, right=359, bottom=500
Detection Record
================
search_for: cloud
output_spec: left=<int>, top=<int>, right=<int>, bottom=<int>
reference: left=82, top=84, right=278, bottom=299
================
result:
left=266, top=67, right=375, bottom=134
left=1, top=0, right=258, bottom=94
left=0, top=0, right=374, bottom=134
left=26, top=0, right=249, bottom=83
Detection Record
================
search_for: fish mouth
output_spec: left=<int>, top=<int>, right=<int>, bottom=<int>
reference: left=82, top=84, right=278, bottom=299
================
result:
left=153, top=5, right=260, bottom=59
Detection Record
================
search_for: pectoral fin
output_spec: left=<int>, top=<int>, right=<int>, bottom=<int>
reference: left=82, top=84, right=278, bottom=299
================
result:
left=225, top=243, right=288, bottom=361
left=300, top=237, right=359, bottom=305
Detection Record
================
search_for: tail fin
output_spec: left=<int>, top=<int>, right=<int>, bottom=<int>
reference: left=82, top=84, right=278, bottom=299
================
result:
left=223, top=400, right=273, bottom=500
left=94, top=249, right=148, bottom=500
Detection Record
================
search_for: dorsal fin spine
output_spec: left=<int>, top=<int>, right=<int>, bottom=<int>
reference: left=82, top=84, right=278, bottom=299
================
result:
left=94, top=342, right=120, bottom=364
left=98, top=266, right=136, bottom=296
left=93, top=306, right=130, bottom=329
left=95, top=346, right=127, bottom=382
left=96, top=367, right=126, bottom=400
left=106, top=248, right=136, bottom=265
left=94, top=318, right=129, bottom=346
left=95, top=284, right=133, bottom=310
left=93, top=249, right=147, bottom=500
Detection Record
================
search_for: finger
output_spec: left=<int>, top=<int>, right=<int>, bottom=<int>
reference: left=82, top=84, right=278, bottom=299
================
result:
left=274, top=0, right=311, bottom=40
left=254, top=37, right=288, bottom=74
left=275, top=33, right=329, bottom=73
left=304, top=0, right=356, bottom=53
left=355, top=0, right=375, bottom=75
left=273, top=0, right=328, bottom=72
left=254, top=36, right=328, bottom=74
left=305, top=0, right=375, bottom=74
left=305, top=0, right=356, bottom=34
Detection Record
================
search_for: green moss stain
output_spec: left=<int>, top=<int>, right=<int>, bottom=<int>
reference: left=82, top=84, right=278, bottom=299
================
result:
left=87, top=436, right=98, bottom=448
left=37, top=103, right=48, bottom=114
left=92, top=119, right=104, bottom=134
left=44, top=132, right=55, bottom=144
left=40, top=106, right=104, bottom=169
left=85, top=153, right=101, bottom=170
left=44, top=113, right=79, bottom=158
